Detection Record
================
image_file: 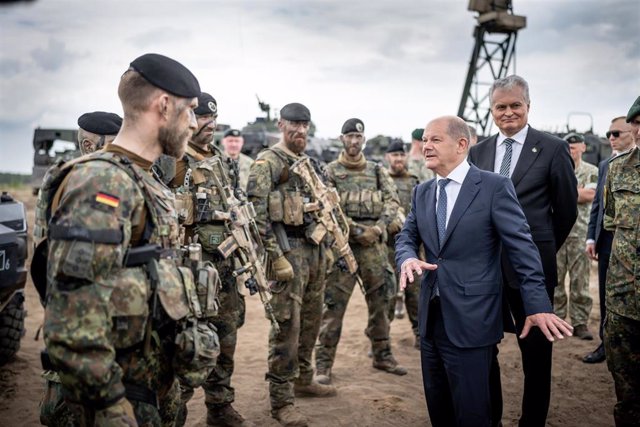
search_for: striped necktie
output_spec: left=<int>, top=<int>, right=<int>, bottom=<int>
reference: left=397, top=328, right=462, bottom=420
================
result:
left=499, top=138, right=515, bottom=177
left=432, top=178, right=451, bottom=299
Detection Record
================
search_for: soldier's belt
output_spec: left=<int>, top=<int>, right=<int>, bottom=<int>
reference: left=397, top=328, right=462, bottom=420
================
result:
left=49, top=224, right=123, bottom=244
left=282, top=226, right=307, bottom=239
left=123, top=382, right=157, bottom=408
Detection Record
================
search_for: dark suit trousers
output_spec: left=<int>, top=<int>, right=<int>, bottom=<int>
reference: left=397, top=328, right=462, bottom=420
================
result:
left=421, top=299, right=493, bottom=427
left=491, top=241, right=557, bottom=427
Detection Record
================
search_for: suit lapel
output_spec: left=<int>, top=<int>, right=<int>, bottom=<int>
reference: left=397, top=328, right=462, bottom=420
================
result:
left=440, top=167, right=481, bottom=251
left=510, top=128, right=542, bottom=187
left=421, top=180, right=439, bottom=254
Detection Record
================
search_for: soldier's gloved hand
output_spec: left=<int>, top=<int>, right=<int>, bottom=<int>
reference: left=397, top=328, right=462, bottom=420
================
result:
left=94, top=397, right=137, bottom=426
left=387, top=216, right=403, bottom=237
left=272, top=256, right=294, bottom=281
left=354, top=225, right=382, bottom=246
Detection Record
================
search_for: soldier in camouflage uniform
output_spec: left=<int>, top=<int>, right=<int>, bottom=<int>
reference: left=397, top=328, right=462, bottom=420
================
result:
left=384, top=141, right=420, bottom=348
left=247, top=103, right=336, bottom=427
left=42, top=53, right=220, bottom=427
left=602, top=97, right=640, bottom=427
left=554, top=133, right=599, bottom=340
left=408, top=128, right=435, bottom=183
left=35, top=111, right=122, bottom=427
left=168, top=92, right=252, bottom=427
left=221, top=128, right=254, bottom=191
left=314, top=118, right=406, bottom=386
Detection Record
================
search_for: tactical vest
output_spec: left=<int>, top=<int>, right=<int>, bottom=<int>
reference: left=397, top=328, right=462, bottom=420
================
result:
left=391, top=173, right=419, bottom=214
left=173, top=145, right=243, bottom=255
left=38, top=151, right=220, bottom=388
left=328, top=161, right=385, bottom=220
left=261, top=147, right=317, bottom=229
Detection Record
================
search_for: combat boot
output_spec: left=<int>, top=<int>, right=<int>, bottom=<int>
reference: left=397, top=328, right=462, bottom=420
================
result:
left=315, top=367, right=332, bottom=385
left=373, top=356, right=408, bottom=376
left=294, top=380, right=337, bottom=397
left=206, top=403, right=253, bottom=427
left=272, top=405, right=308, bottom=427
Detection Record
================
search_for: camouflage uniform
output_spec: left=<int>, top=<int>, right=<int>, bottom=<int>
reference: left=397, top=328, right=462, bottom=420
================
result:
left=315, top=151, right=400, bottom=371
left=246, top=142, right=328, bottom=411
left=387, top=169, right=420, bottom=337
left=554, top=160, right=598, bottom=326
left=603, top=146, right=640, bottom=427
left=236, top=152, right=254, bottom=191
left=408, top=156, right=434, bottom=183
left=43, top=144, right=219, bottom=427
left=169, top=142, right=247, bottom=422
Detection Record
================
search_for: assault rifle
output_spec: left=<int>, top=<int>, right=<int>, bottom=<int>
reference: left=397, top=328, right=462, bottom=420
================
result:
left=289, top=158, right=362, bottom=288
left=204, top=157, right=280, bottom=334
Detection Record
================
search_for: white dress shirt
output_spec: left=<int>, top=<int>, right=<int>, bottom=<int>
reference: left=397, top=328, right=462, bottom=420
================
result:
left=436, top=160, right=471, bottom=228
left=493, top=124, right=530, bottom=177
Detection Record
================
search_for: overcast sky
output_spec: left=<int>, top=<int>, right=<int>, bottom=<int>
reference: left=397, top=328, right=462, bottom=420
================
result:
left=0, top=0, right=638, bottom=174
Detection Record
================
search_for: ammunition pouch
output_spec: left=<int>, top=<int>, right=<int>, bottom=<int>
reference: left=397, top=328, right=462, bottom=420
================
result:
left=174, top=192, right=194, bottom=226
left=268, top=190, right=304, bottom=225
left=194, top=261, right=220, bottom=318
left=173, top=319, right=220, bottom=388
left=340, top=189, right=384, bottom=219
left=155, top=258, right=220, bottom=388
left=196, top=223, right=227, bottom=254
left=194, top=186, right=227, bottom=224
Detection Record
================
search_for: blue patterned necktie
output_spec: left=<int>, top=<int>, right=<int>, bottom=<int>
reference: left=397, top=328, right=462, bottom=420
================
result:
left=436, top=178, right=451, bottom=247
left=433, top=178, right=451, bottom=299
left=499, top=138, right=515, bottom=177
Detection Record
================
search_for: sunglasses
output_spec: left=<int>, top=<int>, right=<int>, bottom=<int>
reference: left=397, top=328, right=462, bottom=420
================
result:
left=606, top=130, right=629, bottom=138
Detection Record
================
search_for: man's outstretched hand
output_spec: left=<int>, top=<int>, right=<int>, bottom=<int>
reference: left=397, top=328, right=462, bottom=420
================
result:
left=399, top=257, right=438, bottom=291
left=521, top=313, right=573, bottom=342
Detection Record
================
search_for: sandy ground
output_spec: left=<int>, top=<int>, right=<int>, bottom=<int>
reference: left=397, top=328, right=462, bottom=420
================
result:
left=0, top=187, right=616, bottom=426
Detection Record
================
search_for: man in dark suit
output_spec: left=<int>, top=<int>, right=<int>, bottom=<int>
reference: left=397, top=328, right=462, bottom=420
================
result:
left=396, top=115, right=572, bottom=427
left=584, top=116, right=636, bottom=363
left=467, top=75, right=578, bottom=427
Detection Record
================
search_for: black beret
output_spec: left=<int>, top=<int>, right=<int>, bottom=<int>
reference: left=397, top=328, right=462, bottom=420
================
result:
left=194, top=92, right=217, bottom=116
left=129, top=53, right=200, bottom=98
left=563, top=132, right=584, bottom=144
left=280, top=103, right=311, bottom=121
left=626, top=96, right=640, bottom=122
left=386, top=141, right=406, bottom=154
left=411, top=128, right=424, bottom=140
left=341, top=118, right=364, bottom=134
left=223, top=129, right=242, bottom=138
left=77, top=111, right=122, bottom=135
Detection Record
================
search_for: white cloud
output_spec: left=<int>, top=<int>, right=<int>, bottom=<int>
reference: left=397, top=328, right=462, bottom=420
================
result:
left=0, top=0, right=638, bottom=173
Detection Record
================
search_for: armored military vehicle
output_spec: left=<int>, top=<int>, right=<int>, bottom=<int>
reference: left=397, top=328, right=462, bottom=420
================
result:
left=31, top=128, right=79, bottom=195
left=364, top=135, right=406, bottom=165
left=0, top=192, right=28, bottom=366
left=560, top=113, right=611, bottom=165
left=236, top=96, right=337, bottom=163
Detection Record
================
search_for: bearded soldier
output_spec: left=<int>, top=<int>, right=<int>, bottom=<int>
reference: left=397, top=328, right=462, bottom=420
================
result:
left=168, top=92, right=253, bottom=427
left=384, top=141, right=421, bottom=348
left=315, top=118, right=406, bottom=386
left=247, top=103, right=337, bottom=427
left=41, top=53, right=220, bottom=427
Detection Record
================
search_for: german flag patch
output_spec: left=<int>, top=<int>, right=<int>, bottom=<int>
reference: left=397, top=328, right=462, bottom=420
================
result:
left=95, top=192, right=120, bottom=208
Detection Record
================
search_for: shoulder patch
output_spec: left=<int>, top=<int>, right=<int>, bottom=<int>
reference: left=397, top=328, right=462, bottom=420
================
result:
left=255, top=159, right=267, bottom=165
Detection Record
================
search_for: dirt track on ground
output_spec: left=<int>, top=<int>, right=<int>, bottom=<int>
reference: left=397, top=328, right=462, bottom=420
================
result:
left=0, top=187, right=616, bottom=426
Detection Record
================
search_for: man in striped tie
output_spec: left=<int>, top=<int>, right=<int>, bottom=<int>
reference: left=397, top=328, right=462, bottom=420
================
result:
left=468, top=75, right=578, bottom=427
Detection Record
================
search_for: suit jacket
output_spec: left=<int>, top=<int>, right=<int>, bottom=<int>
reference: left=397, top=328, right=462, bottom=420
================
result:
left=468, top=126, right=578, bottom=290
left=587, top=159, right=613, bottom=255
left=395, top=165, right=552, bottom=348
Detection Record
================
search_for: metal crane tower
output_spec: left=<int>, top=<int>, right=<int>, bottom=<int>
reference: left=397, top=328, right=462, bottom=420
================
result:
left=457, top=0, right=526, bottom=136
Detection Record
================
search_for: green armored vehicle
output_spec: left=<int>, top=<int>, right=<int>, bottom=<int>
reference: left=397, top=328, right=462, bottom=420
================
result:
left=31, top=128, right=79, bottom=195
left=0, top=192, right=28, bottom=366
